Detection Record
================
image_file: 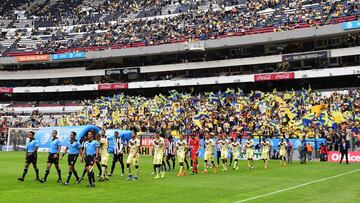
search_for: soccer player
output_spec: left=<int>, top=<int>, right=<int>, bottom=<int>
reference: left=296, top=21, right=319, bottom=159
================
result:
left=245, top=136, right=255, bottom=169
left=109, top=131, right=125, bottom=176
left=189, top=134, right=200, bottom=175
left=99, top=130, right=109, bottom=181
left=165, top=136, right=176, bottom=171
left=81, top=131, right=100, bottom=187
left=95, top=133, right=103, bottom=177
left=17, top=131, right=40, bottom=182
left=279, top=138, right=288, bottom=167
left=261, top=137, right=271, bottom=169
left=126, top=132, right=140, bottom=181
left=203, top=133, right=216, bottom=174
left=217, top=135, right=229, bottom=171
left=230, top=138, right=241, bottom=170
left=175, top=134, right=187, bottom=176
left=40, top=130, right=62, bottom=183
left=153, top=133, right=165, bottom=179
left=61, top=131, right=81, bottom=186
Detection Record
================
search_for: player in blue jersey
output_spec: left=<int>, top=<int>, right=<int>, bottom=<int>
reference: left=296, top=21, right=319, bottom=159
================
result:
left=61, top=131, right=81, bottom=186
left=81, top=131, right=100, bottom=187
left=40, top=130, right=62, bottom=183
left=17, top=131, right=40, bottom=182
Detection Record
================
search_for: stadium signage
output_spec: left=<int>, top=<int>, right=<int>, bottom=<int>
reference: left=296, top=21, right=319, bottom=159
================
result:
left=105, top=68, right=140, bottom=76
left=342, top=20, right=360, bottom=30
left=254, top=72, right=295, bottom=82
left=16, top=54, right=50, bottom=62
left=327, top=151, right=360, bottom=163
left=282, top=51, right=328, bottom=62
left=51, top=52, right=86, bottom=60
left=0, top=87, right=13, bottom=93
left=98, top=83, right=129, bottom=90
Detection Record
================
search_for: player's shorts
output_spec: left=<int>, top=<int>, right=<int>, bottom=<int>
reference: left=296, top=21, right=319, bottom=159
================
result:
left=85, top=155, right=95, bottom=167
left=68, top=154, right=79, bottom=165
left=280, top=150, right=287, bottom=157
left=153, top=153, right=163, bottom=165
left=177, top=153, right=185, bottom=163
left=204, top=152, right=214, bottom=161
left=101, top=154, right=109, bottom=165
left=126, top=153, right=140, bottom=166
left=221, top=151, right=228, bottom=160
left=246, top=151, right=254, bottom=159
left=191, top=150, right=198, bottom=160
left=232, top=152, right=239, bottom=160
left=166, top=154, right=175, bottom=160
left=26, top=152, right=37, bottom=164
left=262, top=151, right=269, bottom=160
left=47, top=153, right=59, bottom=164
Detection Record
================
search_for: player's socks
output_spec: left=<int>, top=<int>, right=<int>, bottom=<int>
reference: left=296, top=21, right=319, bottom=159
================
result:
left=57, top=169, right=62, bottom=182
left=35, top=168, right=40, bottom=180
left=87, top=172, right=92, bottom=186
left=155, top=166, right=160, bottom=178
left=22, top=168, right=28, bottom=179
left=184, top=159, right=189, bottom=169
left=73, top=170, right=79, bottom=180
left=66, top=171, right=72, bottom=183
left=42, top=169, right=50, bottom=182
left=81, top=168, right=87, bottom=179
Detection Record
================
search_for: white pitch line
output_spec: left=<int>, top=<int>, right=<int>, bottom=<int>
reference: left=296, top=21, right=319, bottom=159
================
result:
left=234, top=168, right=360, bottom=203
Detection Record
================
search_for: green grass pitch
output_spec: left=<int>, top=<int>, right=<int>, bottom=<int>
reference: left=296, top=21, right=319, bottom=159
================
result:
left=1, top=152, right=359, bottom=203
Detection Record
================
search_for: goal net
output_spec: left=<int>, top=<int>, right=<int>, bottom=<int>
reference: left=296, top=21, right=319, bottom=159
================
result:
left=4, top=128, right=40, bottom=152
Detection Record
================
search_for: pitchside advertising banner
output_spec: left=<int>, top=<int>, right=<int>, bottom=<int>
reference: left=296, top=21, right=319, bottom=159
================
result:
left=51, top=52, right=86, bottom=60
left=342, top=20, right=360, bottom=30
left=282, top=51, right=329, bottom=62
left=254, top=72, right=295, bottom=82
left=327, top=151, right=360, bottom=163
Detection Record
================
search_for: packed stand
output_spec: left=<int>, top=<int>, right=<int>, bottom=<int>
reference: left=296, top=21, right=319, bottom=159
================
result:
left=1, top=0, right=359, bottom=56
left=53, top=87, right=360, bottom=151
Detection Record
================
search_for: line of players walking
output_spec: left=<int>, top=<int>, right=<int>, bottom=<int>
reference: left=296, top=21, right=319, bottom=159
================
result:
left=17, top=130, right=290, bottom=187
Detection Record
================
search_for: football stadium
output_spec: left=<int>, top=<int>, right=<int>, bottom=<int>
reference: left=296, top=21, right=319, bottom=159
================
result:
left=0, top=0, right=360, bottom=202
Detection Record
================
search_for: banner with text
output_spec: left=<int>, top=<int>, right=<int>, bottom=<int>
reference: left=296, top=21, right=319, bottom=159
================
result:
left=342, top=20, right=360, bottom=30
left=51, top=52, right=86, bottom=60
left=98, top=83, right=129, bottom=90
left=0, top=87, right=13, bottom=93
left=327, top=151, right=360, bottom=163
left=282, top=51, right=328, bottom=62
left=16, top=54, right=50, bottom=62
left=254, top=72, right=295, bottom=82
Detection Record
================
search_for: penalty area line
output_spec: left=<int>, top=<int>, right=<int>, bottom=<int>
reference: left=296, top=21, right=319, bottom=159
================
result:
left=234, top=168, right=360, bottom=203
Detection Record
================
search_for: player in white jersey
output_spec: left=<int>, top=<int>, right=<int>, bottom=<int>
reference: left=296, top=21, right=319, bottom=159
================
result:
left=261, top=138, right=271, bottom=169
left=230, top=138, right=241, bottom=170
left=153, top=133, right=165, bottom=179
left=175, top=135, right=187, bottom=176
left=203, top=133, right=216, bottom=174
left=245, top=137, right=255, bottom=169
left=99, top=130, right=109, bottom=181
left=279, top=138, right=288, bottom=167
left=126, top=133, right=140, bottom=181
left=217, top=135, right=229, bottom=171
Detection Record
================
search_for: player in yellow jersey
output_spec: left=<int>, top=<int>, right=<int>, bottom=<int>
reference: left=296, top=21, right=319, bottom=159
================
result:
left=230, top=138, right=241, bottom=170
left=203, top=133, right=216, bottom=174
left=245, top=137, right=254, bottom=169
left=175, top=135, right=187, bottom=176
left=99, top=130, right=109, bottom=181
left=217, top=135, right=229, bottom=171
left=261, top=138, right=271, bottom=169
left=153, top=133, right=165, bottom=179
left=279, top=138, right=288, bottom=167
left=126, top=132, right=140, bottom=181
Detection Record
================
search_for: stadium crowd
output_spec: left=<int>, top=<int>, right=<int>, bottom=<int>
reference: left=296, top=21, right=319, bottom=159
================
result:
left=1, top=0, right=359, bottom=56
left=4, top=87, right=357, bottom=149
